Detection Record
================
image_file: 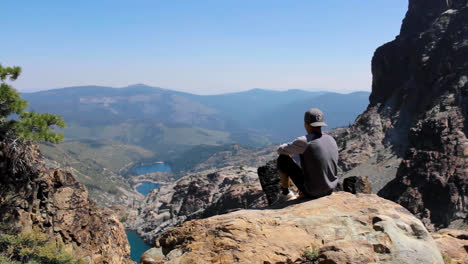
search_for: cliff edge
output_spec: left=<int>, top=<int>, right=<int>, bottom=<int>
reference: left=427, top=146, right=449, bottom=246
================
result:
left=0, top=139, right=133, bottom=263
left=134, top=166, right=267, bottom=244
left=335, top=0, right=468, bottom=228
left=140, top=192, right=445, bottom=264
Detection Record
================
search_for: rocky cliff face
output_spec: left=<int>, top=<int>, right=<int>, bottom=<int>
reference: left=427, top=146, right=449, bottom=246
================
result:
left=335, top=0, right=468, bottom=228
left=133, top=166, right=267, bottom=244
left=0, top=139, right=133, bottom=263
left=140, top=192, right=444, bottom=264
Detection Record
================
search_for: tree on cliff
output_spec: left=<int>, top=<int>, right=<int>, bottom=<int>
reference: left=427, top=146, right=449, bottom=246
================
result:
left=0, top=64, right=65, bottom=143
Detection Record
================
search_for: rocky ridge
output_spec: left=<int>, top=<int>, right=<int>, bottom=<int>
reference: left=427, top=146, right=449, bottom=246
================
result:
left=334, top=0, right=468, bottom=228
left=0, top=139, right=133, bottom=263
left=132, top=166, right=267, bottom=244
left=141, top=192, right=444, bottom=264
left=39, top=140, right=147, bottom=209
left=189, top=145, right=278, bottom=172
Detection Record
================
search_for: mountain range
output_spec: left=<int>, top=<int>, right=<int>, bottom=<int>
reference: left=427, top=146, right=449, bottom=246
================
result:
left=22, top=85, right=369, bottom=159
left=23, top=85, right=369, bottom=209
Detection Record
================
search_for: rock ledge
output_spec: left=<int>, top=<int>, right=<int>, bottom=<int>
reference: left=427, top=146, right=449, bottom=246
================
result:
left=141, top=192, right=443, bottom=264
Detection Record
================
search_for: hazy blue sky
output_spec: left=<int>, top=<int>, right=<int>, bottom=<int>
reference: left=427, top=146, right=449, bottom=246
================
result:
left=2, top=0, right=407, bottom=94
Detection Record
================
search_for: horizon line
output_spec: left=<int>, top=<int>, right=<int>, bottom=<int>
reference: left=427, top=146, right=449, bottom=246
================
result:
left=18, top=83, right=371, bottom=96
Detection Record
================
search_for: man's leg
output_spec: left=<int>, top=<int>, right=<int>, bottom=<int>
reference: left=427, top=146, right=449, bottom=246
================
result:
left=279, top=171, right=290, bottom=194
left=277, top=155, right=308, bottom=196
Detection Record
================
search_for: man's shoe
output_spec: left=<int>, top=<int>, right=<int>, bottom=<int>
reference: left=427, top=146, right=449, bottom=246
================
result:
left=279, top=191, right=298, bottom=202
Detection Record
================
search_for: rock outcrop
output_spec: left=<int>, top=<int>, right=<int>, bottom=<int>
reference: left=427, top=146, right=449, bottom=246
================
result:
left=338, top=175, right=373, bottom=194
left=134, top=166, right=267, bottom=244
left=432, top=229, right=468, bottom=264
left=335, top=0, right=468, bottom=228
left=257, top=160, right=282, bottom=205
left=140, top=192, right=444, bottom=264
left=0, top=139, right=133, bottom=263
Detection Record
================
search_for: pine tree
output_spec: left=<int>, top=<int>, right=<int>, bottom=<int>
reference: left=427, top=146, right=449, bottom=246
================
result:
left=0, top=64, right=65, bottom=143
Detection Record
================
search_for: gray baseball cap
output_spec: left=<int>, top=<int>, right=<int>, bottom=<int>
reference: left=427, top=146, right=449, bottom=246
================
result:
left=304, top=108, right=327, bottom=127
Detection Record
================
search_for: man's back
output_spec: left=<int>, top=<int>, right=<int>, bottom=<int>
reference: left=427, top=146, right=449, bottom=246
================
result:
left=275, top=107, right=339, bottom=200
left=300, top=133, right=338, bottom=197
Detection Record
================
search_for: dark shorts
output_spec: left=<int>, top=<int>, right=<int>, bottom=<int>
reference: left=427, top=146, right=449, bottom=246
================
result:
left=277, top=155, right=332, bottom=199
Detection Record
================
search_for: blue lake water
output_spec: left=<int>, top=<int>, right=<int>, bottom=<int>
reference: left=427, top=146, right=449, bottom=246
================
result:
left=135, top=162, right=172, bottom=174
left=134, top=162, right=170, bottom=195
left=126, top=230, right=151, bottom=263
left=127, top=162, right=171, bottom=260
left=136, top=182, right=163, bottom=196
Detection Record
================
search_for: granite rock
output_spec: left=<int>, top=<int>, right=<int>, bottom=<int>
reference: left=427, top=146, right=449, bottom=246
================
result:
left=432, top=229, right=468, bottom=264
left=257, top=159, right=282, bottom=205
left=141, top=192, right=444, bottom=264
left=339, top=176, right=373, bottom=194
left=333, top=0, right=468, bottom=227
left=0, top=139, right=133, bottom=263
left=135, top=166, right=267, bottom=245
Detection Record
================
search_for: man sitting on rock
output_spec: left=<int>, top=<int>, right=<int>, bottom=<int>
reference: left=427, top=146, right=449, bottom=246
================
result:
left=277, top=108, right=339, bottom=201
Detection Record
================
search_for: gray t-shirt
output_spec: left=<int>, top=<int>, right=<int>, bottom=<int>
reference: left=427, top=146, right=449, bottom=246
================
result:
left=277, top=133, right=339, bottom=197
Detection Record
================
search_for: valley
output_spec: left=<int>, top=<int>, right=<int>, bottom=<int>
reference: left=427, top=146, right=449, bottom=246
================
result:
left=31, top=87, right=369, bottom=209
left=30, top=88, right=369, bottom=263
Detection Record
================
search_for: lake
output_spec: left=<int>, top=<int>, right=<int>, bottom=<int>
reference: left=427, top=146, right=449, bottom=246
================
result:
left=134, top=162, right=171, bottom=195
left=128, top=162, right=172, bottom=260
left=136, top=182, right=163, bottom=196
left=125, top=230, right=151, bottom=263
left=135, top=162, right=172, bottom=174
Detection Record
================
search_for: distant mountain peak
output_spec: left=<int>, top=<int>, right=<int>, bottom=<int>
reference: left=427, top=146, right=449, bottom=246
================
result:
left=124, top=83, right=152, bottom=88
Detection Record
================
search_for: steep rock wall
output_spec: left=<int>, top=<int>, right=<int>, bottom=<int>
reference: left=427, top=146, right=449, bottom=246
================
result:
left=337, top=0, right=468, bottom=228
left=0, top=139, right=133, bottom=263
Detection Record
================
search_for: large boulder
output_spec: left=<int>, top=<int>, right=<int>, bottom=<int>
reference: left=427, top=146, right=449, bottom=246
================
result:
left=340, top=175, right=372, bottom=194
left=141, top=192, right=444, bottom=264
left=257, top=159, right=281, bottom=205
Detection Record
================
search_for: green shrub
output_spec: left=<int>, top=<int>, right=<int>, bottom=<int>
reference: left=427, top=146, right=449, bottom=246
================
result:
left=0, top=226, right=83, bottom=264
left=442, top=253, right=452, bottom=264
left=301, top=245, right=320, bottom=262
left=119, top=213, right=129, bottom=223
